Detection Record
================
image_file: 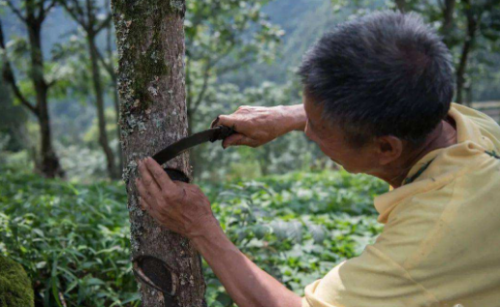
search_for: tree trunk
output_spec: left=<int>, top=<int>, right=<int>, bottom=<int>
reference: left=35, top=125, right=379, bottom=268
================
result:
left=112, top=0, right=206, bottom=306
left=395, top=0, right=405, bottom=12
left=456, top=39, right=471, bottom=105
left=26, top=6, right=64, bottom=178
left=441, top=0, right=456, bottom=47
left=38, top=99, right=63, bottom=178
left=106, top=0, right=124, bottom=177
left=456, top=0, right=476, bottom=105
left=112, top=76, right=124, bottom=176
left=87, top=33, right=119, bottom=179
left=110, top=53, right=124, bottom=178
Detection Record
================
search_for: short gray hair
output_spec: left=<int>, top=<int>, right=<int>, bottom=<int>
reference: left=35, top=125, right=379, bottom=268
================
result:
left=299, top=11, right=454, bottom=147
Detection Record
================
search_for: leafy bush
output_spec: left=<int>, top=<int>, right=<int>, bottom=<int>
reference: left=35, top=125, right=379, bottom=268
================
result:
left=0, top=171, right=137, bottom=306
left=0, top=169, right=387, bottom=306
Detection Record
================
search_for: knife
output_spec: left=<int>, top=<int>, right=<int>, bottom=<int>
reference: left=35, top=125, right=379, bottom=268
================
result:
left=152, top=125, right=235, bottom=182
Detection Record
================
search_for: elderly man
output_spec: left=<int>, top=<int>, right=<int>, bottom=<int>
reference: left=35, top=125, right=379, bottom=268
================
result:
left=136, top=11, right=500, bottom=307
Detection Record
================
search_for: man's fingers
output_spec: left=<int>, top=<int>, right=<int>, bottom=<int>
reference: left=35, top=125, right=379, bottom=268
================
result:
left=222, top=133, right=244, bottom=148
left=139, top=197, right=182, bottom=233
left=144, top=157, right=175, bottom=191
left=136, top=179, right=153, bottom=204
left=138, top=159, right=162, bottom=199
left=222, top=134, right=258, bottom=148
left=216, top=115, right=236, bottom=129
left=138, top=196, right=150, bottom=211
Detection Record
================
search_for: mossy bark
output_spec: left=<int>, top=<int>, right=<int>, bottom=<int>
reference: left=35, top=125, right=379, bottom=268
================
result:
left=112, top=0, right=206, bottom=306
left=0, top=255, right=34, bottom=307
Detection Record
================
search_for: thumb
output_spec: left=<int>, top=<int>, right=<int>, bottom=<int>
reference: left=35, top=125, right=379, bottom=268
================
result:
left=216, top=115, right=236, bottom=129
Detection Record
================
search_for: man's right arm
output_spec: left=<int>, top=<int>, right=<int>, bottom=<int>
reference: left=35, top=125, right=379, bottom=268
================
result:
left=212, top=104, right=306, bottom=148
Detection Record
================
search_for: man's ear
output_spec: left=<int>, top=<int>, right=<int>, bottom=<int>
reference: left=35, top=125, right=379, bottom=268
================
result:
left=375, top=135, right=404, bottom=166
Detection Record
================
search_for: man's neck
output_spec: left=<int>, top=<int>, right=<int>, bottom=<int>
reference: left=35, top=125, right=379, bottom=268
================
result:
left=381, top=117, right=457, bottom=188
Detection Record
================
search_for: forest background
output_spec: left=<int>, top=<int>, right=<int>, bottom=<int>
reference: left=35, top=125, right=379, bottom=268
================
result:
left=1, top=0, right=500, bottom=306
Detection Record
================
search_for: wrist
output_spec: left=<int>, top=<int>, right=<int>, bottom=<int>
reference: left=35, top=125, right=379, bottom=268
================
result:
left=188, top=215, right=224, bottom=248
left=280, top=104, right=306, bottom=132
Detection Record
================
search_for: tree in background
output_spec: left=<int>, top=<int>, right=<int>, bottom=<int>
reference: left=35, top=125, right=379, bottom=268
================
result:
left=0, top=0, right=64, bottom=178
left=99, top=0, right=123, bottom=175
left=112, top=0, right=206, bottom=305
left=0, top=71, right=28, bottom=153
left=394, top=0, right=500, bottom=105
left=454, top=0, right=500, bottom=105
left=59, top=0, right=120, bottom=179
left=185, top=0, right=283, bottom=173
left=185, top=0, right=283, bottom=132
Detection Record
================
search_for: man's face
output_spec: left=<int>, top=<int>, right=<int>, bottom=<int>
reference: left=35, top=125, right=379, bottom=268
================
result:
left=303, top=94, right=379, bottom=174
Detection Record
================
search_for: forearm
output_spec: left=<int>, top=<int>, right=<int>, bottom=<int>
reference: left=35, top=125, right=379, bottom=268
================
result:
left=281, top=104, right=306, bottom=132
left=191, top=218, right=302, bottom=307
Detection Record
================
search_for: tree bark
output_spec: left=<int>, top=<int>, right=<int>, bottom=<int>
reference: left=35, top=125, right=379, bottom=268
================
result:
left=112, top=0, right=206, bottom=306
left=87, top=32, right=119, bottom=179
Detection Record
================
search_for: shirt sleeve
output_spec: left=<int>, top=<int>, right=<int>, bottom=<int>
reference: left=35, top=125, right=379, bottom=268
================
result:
left=302, top=245, right=437, bottom=307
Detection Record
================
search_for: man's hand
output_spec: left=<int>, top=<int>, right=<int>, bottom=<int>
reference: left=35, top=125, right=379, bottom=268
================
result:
left=212, top=104, right=306, bottom=149
left=135, top=157, right=215, bottom=238
left=135, top=158, right=302, bottom=307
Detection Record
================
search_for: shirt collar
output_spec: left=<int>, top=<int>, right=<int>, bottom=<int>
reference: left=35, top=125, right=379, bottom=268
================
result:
left=374, top=103, right=490, bottom=223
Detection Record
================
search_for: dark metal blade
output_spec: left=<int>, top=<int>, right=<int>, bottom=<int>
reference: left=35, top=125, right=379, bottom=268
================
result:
left=153, top=126, right=235, bottom=165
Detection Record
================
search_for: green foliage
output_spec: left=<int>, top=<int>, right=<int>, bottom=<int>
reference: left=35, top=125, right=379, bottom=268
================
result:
left=185, top=0, right=284, bottom=126
left=0, top=168, right=387, bottom=306
left=204, top=170, right=387, bottom=306
left=0, top=170, right=138, bottom=306
left=190, top=81, right=332, bottom=182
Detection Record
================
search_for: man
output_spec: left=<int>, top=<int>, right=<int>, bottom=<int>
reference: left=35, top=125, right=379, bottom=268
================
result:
left=136, top=11, right=500, bottom=307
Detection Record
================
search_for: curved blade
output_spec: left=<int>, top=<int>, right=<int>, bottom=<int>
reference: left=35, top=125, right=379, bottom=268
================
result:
left=153, top=126, right=235, bottom=165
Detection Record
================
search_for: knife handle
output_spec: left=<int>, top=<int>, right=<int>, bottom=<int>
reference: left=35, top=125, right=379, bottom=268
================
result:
left=209, top=125, right=236, bottom=142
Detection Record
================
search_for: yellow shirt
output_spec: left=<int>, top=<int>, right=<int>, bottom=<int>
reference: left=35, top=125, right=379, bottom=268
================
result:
left=303, top=103, right=500, bottom=307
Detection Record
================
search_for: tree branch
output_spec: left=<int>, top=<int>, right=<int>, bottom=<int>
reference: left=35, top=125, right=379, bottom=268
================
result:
left=37, top=0, right=45, bottom=21
left=0, top=20, right=38, bottom=115
left=46, top=79, right=57, bottom=88
left=441, top=0, right=456, bottom=35
left=95, top=46, right=115, bottom=78
left=188, top=44, right=236, bottom=114
left=58, top=0, right=88, bottom=28
left=190, top=61, right=212, bottom=114
left=5, top=0, right=26, bottom=22
left=42, top=0, right=58, bottom=20
left=95, top=14, right=112, bottom=34
left=437, top=0, right=445, bottom=11
left=217, top=57, right=254, bottom=76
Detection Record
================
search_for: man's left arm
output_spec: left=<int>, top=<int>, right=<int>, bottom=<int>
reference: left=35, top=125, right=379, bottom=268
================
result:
left=136, top=157, right=302, bottom=307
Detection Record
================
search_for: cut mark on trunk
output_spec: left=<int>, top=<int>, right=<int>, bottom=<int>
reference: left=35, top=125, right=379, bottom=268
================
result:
left=165, top=168, right=190, bottom=183
left=133, top=255, right=179, bottom=297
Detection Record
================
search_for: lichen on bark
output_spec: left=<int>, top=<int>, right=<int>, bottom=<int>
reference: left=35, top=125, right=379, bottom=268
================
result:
left=113, top=0, right=185, bottom=114
left=0, top=255, right=34, bottom=307
left=112, top=0, right=205, bottom=305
